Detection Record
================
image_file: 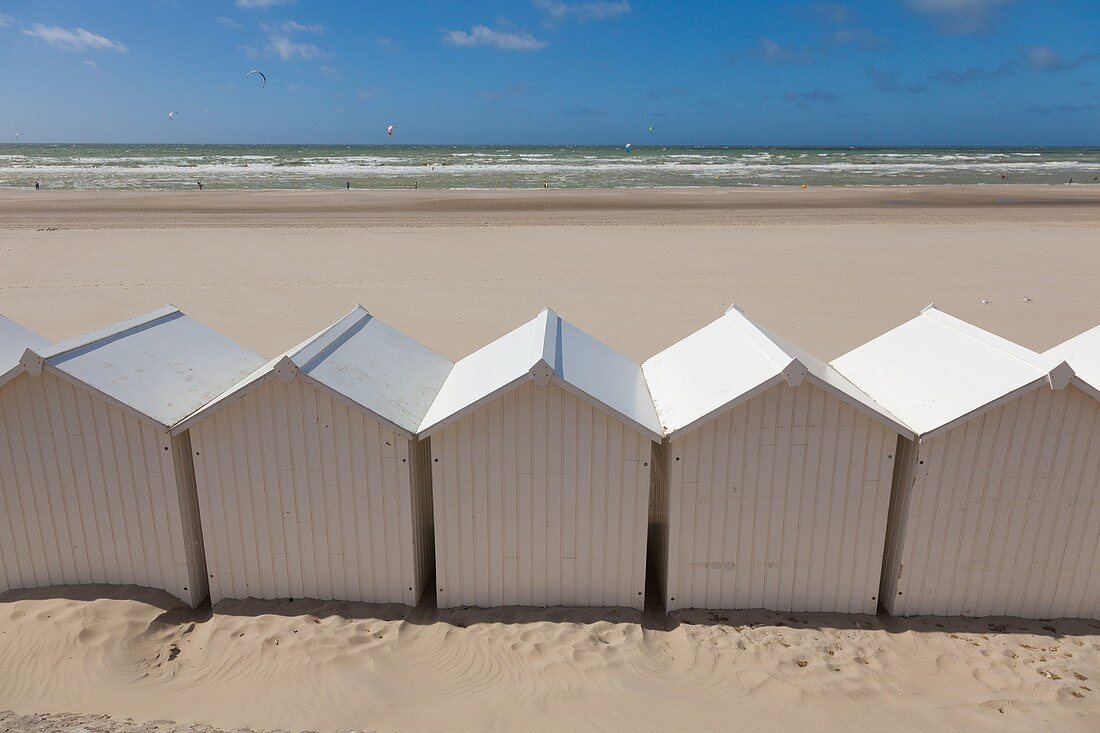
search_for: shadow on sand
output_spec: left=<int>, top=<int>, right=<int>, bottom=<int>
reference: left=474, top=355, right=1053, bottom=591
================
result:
left=3, top=582, right=1099, bottom=639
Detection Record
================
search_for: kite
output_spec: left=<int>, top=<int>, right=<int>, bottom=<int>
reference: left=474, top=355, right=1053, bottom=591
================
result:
left=246, top=69, right=267, bottom=87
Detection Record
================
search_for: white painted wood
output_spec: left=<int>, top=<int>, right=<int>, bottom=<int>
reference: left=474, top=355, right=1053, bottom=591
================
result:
left=431, top=380, right=652, bottom=609
left=421, top=308, right=662, bottom=442
left=831, top=306, right=1058, bottom=437
left=0, top=371, right=206, bottom=606
left=190, top=376, right=430, bottom=605
left=659, top=381, right=896, bottom=613
left=1046, top=324, right=1100, bottom=402
left=885, top=384, right=1100, bottom=618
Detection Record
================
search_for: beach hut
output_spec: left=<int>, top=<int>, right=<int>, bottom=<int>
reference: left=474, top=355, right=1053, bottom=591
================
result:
left=0, top=306, right=264, bottom=607
left=175, top=307, right=452, bottom=605
left=642, top=305, right=913, bottom=614
left=419, top=308, right=663, bottom=610
left=832, top=305, right=1097, bottom=619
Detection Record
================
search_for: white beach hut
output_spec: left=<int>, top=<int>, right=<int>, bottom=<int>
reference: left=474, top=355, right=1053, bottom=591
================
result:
left=642, top=305, right=913, bottom=614
left=832, top=305, right=1096, bottom=619
left=0, top=306, right=264, bottom=607
left=419, top=308, right=663, bottom=610
left=175, top=307, right=452, bottom=605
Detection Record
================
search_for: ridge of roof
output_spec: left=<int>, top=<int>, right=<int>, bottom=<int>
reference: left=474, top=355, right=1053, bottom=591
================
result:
left=175, top=307, right=453, bottom=438
left=643, top=305, right=911, bottom=439
left=419, top=308, right=662, bottom=441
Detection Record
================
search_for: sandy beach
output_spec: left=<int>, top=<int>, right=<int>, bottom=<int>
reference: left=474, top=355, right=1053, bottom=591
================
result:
left=2, top=186, right=1099, bottom=363
left=2, top=185, right=1100, bottom=732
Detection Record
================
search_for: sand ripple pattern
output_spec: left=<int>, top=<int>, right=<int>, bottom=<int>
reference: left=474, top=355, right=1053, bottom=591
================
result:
left=1, top=586, right=1098, bottom=732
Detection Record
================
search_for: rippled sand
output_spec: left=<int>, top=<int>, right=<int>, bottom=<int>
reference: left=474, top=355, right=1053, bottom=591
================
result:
left=0, top=586, right=1098, bottom=732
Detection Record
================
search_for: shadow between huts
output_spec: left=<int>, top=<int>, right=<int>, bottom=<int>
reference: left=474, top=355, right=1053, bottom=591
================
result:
left=3, top=585, right=1097, bottom=639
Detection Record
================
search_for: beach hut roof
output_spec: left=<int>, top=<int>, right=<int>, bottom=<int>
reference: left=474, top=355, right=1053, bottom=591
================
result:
left=0, top=314, right=50, bottom=386
left=174, top=306, right=453, bottom=438
left=419, top=308, right=663, bottom=442
left=831, top=305, right=1074, bottom=438
left=1044, top=324, right=1100, bottom=402
left=642, top=305, right=913, bottom=440
left=16, top=306, right=265, bottom=432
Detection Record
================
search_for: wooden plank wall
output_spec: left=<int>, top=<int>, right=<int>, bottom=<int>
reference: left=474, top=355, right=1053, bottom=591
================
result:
left=663, top=381, right=897, bottom=613
left=888, top=384, right=1100, bottom=618
left=0, top=371, right=203, bottom=606
left=431, top=380, right=653, bottom=609
left=190, top=377, right=424, bottom=605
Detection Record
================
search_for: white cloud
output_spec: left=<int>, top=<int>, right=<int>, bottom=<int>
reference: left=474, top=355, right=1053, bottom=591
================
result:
left=216, top=17, right=244, bottom=30
left=376, top=35, right=396, bottom=49
left=442, top=25, right=546, bottom=51
left=1026, top=46, right=1098, bottom=72
left=532, top=0, right=631, bottom=22
left=752, top=37, right=812, bottom=64
left=22, top=24, right=127, bottom=52
left=0, top=12, right=14, bottom=28
left=82, top=59, right=99, bottom=71
left=904, top=0, right=1013, bottom=35
left=268, top=34, right=328, bottom=60
left=235, top=0, right=294, bottom=8
left=262, top=20, right=323, bottom=34
left=320, top=65, right=340, bottom=79
left=1027, top=46, right=1059, bottom=71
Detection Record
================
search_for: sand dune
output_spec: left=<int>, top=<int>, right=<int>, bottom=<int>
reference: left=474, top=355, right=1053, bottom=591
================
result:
left=0, top=586, right=1098, bottom=732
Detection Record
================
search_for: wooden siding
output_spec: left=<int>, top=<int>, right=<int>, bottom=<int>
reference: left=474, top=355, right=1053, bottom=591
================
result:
left=190, top=377, right=427, bottom=605
left=0, top=371, right=204, bottom=606
left=662, top=381, right=897, bottom=613
left=886, top=384, right=1100, bottom=618
left=431, top=380, right=653, bottom=609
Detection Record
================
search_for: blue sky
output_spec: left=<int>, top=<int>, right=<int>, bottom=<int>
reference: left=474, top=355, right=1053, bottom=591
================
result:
left=0, top=0, right=1097, bottom=145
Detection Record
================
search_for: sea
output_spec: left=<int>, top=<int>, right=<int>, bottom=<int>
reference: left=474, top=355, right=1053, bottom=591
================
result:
left=1, top=144, right=1098, bottom=190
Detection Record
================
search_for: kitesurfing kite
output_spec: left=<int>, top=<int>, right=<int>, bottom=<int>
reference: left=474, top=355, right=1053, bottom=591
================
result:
left=246, top=69, right=267, bottom=88
left=14, top=132, right=21, bottom=141
left=624, top=142, right=633, bottom=154
left=387, top=124, right=396, bottom=137
left=648, top=125, right=654, bottom=134
left=168, top=111, right=179, bottom=121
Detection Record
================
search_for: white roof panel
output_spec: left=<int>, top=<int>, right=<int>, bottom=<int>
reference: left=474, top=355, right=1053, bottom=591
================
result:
left=176, top=306, right=452, bottom=436
left=0, top=314, right=50, bottom=385
left=420, top=309, right=662, bottom=442
left=643, top=306, right=911, bottom=439
left=26, top=306, right=266, bottom=431
left=831, top=306, right=1056, bottom=437
left=1045, top=324, right=1100, bottom=400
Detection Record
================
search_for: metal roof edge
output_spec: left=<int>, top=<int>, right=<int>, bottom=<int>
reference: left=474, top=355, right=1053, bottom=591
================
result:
left=298, top=372, right=416, bottom=440
left=417, top=373, right=531, bottom=438
left=1069, top=375, right=1100, bottom=403
left=550, top=374, right=663, bottom=444
left=531, top=307, right=559, bottom=374
left=0, top=363, right=24, bottom=389
left=37, top=305, right=181, bottom=363
left=720, top=306, right=798, bottom=375
left=919, top=375, right=1049, bottom=441
left=169, top=361, right=279, bottom=435
left=38, top=361, right=172, bottom=433
left=803, top=372, right=917, bottom=440
left=289, top=306, right=372, bottom=372
left=663, top=373, right=788, bottom=442
left=920, top=306, right=1047, bottom=371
